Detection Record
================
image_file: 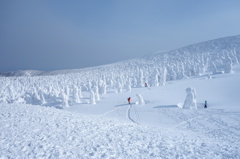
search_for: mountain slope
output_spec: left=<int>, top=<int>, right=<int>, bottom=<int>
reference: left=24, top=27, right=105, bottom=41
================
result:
left=1, top=35, right=240, bottom=158
left=0, top=35, right=240, bottom=107
left=37, top=34, right=240, bottom=78
left=1, top=35, right=240, bottom=77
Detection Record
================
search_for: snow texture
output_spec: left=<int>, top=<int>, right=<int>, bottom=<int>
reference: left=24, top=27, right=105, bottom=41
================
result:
left=0, top=35, right=240, bottom=158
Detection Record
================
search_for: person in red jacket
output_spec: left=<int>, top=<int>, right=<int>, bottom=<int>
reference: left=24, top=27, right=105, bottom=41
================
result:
left=127, top=97, right=131, bottom=104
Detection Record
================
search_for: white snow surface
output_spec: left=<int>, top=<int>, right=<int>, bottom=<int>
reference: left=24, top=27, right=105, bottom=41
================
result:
left=1, top=66, right=240, bottom=158
left=1, top=35, right=240, bottom=158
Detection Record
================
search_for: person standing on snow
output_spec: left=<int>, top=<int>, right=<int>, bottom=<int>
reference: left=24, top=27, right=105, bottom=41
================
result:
left=128, top=97, right=131, bottom=104
left=204, top=100, right=207, bottom=108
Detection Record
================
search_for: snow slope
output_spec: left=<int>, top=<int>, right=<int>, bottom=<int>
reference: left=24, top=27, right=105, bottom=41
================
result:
left=1, top=35, right=240, bottom=77
left=1, top=103, right=239, bottom=158
left=1, top=35, right=240, bottom=158
left=1, top=66, right=240, bottom=158
left=1, top=35, right=240, bottom=109
left=66, top=65, right=240, bottom=130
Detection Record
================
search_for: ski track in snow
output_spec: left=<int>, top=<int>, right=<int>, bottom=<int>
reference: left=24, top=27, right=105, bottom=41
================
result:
left=126, top=103, right=138, bottom=124
left=1, top=103, right=240, bottom=159
left=124, top=87, right=150, bottom=124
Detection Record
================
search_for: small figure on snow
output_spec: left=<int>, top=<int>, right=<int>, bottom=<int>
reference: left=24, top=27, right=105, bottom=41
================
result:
left=145, top=83, right=148, bottom=87
left=204, top=100, right=207, bottom=108
left=128, top=97, right=131, bottom=104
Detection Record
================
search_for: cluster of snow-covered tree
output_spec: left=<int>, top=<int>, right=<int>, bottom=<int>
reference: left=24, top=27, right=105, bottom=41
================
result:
left=0, top=39, right=239, bottom=108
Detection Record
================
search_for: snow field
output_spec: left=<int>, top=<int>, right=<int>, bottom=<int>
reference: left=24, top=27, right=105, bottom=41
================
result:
left=1, top=69, right=240, bottom=158
left=1, top=68, right=240, bottom=158
left=1, top=35, right=240, bottom=158
left=1, top=103, right=239, bottom=158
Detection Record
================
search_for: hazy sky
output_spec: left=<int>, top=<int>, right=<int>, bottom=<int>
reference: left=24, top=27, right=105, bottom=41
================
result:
left=1, top=0, right=240, bottom=72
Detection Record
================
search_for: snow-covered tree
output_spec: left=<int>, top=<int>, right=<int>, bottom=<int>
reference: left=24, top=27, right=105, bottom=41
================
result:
left=182, top=87, right=197, bottom=109
left=169, top=66, right=177, bottom=80
left=61, top=92, right=69, bottom=108
left=94, top=85, right=100, bottom=101
left=73, top=86, right=81, bottom=104
left=40, top=92, right=46, bottom=105
left=175, top=62, right=183, bottom=79
left=117, top=83, right=122, bottom=93
left=65, top=87, right=70, bottom=97
left=211, top=62, right=218, bottom=75
left=109, top=79, right=114, bottom=89
left=90, top=90, right=96, bottom=104
left=191, top=87, right=197, bottom=109
left=99, top=80, right=106, bottom=95
left=136, top=94, right=145, bottom=105
left=159, top=67, right=167, bottom=86
left=78, top=85, right=83, bottom=98
left=88, top=81, right=92, bottom=91
left=126, top=78, right=132, bottom=92
left=32, top=91, right=41, bottom=105
left=224, top=57, right=233, bottom=73
left=137, top=70, right=144, bottom=87
left=151, top=69, right=159, bottom=87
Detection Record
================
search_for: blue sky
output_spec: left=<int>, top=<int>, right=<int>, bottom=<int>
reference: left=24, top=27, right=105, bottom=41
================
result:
left=1, top=0, right=240, bottom=72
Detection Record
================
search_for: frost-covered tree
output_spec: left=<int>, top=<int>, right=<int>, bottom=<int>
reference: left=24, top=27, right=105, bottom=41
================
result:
left=191, top=87, right=197, bottom=109
left=98, top=80, right=106, bottom=95
left=229, top=49, right=239, bottom=64
left=150, top=69, right=159, bottom=87
left=32, top=91, right=41, bottom=105
left=182, top=87, right=197, bottom=109
left=117, top=82, right=122, bottom=93
left=88, top=81, right=92, bottom=91
left=94, top=85, right=100, bottom=101
left=40, top=92, right=46, bottom=105
left=102, top=82, right=107, bottom=94
left=61, top=92, right=69, bottom=108
left=126, top=78, right=132, bottom=92
left=169, top=66, right=177, bottom=80
left=159, top=67, right=167, bottom=86
left=78, top=85, right=83, bottom=98
left=176, top=62, right=185, bottom=79
left=73, top=86, right=81, bottom=103
left=132, top=77, right=137, bottom=88
left=211, top=62, right=218, bottom=75
left=64, top=87, right=70, bottom=97
left=224, top=57, right=233, bottom=73
left=109, top=79, right=114, bottom=89
left=90, top=90, right=96, bottom=104
left=136, top=94, right=145, bottom=105
left=137, top=70, right=144, bottom=87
